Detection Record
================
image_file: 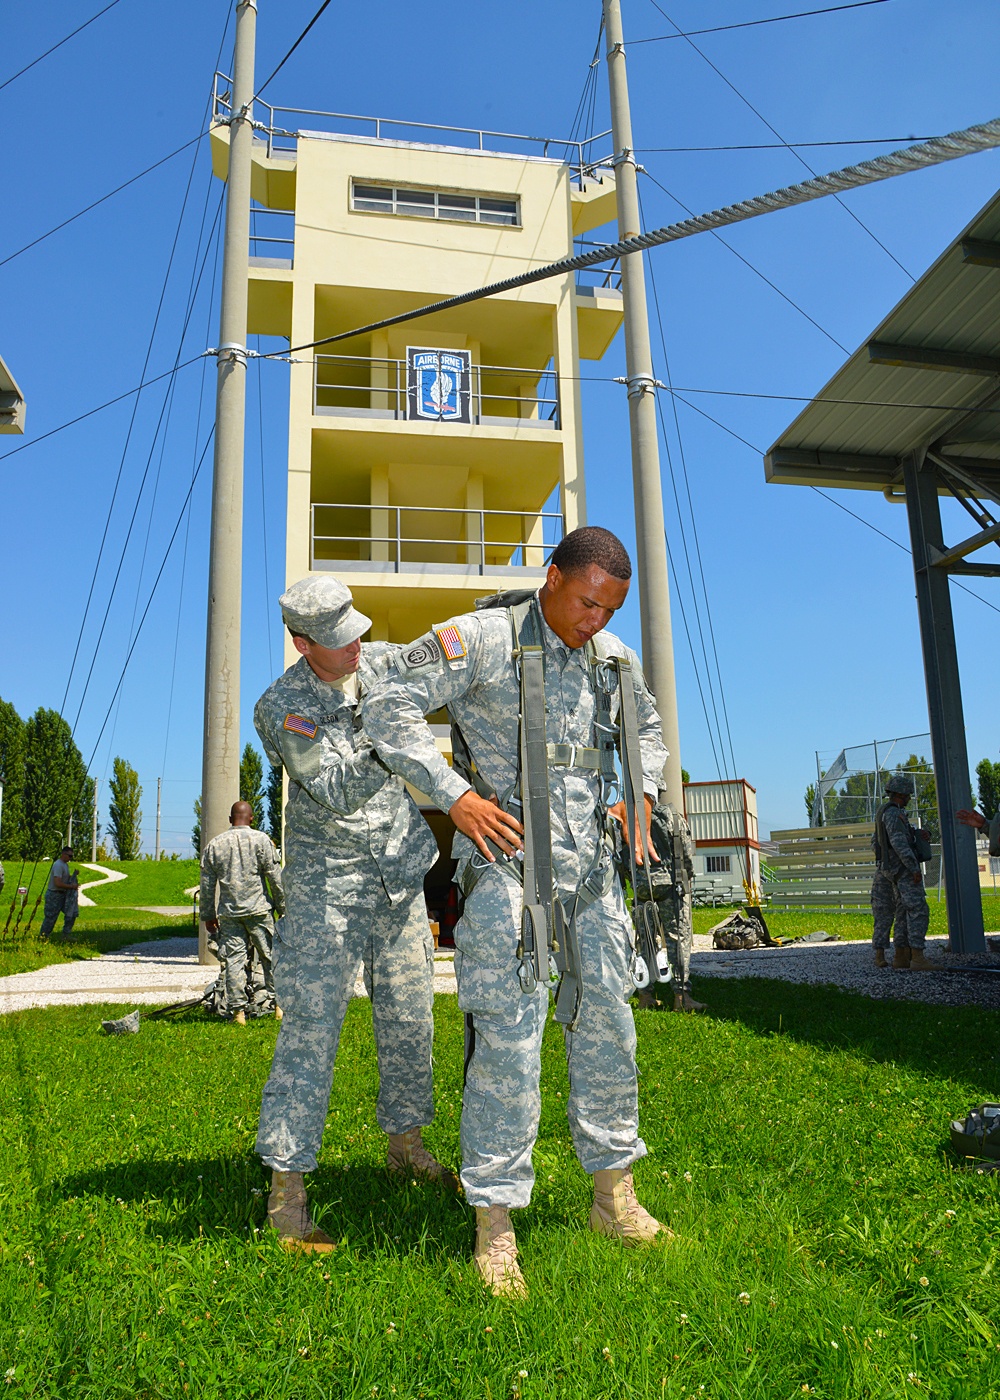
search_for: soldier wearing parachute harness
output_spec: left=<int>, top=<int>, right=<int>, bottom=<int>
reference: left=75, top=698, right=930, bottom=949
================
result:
left=871, top=772, right=935, bottom=970
left=362, top=526, right=674, bottom=1298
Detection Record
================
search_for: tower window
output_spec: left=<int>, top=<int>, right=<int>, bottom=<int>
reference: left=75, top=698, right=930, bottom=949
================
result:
left=352, top=182, right=519, bottom=227
left=706, top=855, right=731, bottom=873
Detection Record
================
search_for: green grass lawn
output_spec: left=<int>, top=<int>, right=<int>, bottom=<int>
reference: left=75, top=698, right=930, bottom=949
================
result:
left=694, top=896, right=1000, bottom=943
left=0, top=859, right=199, bottom=911
left=1, top=985, right=999, bottom=1398
left=0, top=911, right=193, bottom=977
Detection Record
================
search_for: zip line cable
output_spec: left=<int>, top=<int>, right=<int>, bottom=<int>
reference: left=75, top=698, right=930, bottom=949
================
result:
left=646, top=0, right=914, bottom=279
left=0, top=131, right=209, bottom=272
left=268, top=117, right=1000, bottom=357
left=251, top=0, right=335, bottom=103
left=639, top=137, right=931, bottom=152
left=0, top=0, right=125, bottom=95
left=630, top=0, right=892, bottom=44
left=640, top=167, right=849, bottom=352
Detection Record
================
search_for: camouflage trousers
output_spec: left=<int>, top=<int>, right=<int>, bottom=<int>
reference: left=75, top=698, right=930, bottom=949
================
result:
left=40, top=888, right=78, bottom=938
left=217, top=913, right=275, bottom=1013
left=637, top=889, right=693, bottom=992
left=456, top=862, right=646, bottom=1209
left=871, top=868, right=930, bottom=950
left=256, top=889, right=435, bottom=1172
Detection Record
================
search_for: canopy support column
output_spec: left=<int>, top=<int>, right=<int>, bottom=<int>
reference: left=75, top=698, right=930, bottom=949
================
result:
left=902, top=449, right=985, bottom=954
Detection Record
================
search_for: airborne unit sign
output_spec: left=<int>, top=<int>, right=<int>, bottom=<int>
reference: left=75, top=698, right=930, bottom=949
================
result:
left=406, top=347, right=471, bottom=423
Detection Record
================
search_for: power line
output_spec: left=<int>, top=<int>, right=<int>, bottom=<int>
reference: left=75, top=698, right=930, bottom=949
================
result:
left=0, top=357, right=204, bottom=465
left=0, top=131, right=209, bottom=271
left=640, top=167, right=849, bottom=352
left=0, top=0, right=125, bottom=95
left=252, top=0, right=335, bottom=101
left=631, top=0, right=891, bottom=44
left=638, top=137, right=930, bottom=152
left=646, top=0, right=914, bottom=279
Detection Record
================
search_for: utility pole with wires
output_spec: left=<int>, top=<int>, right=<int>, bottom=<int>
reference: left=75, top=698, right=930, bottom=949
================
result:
left=155, top=776, right=162, bottom=862
left=602, top=0, right=684, bottom=808
left=200, top=0, right=257, bottom=962
left=91, top=779, right=99, bottom=862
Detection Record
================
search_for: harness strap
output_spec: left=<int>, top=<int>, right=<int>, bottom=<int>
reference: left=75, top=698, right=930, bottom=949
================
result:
left=546, top=743, right=603, bottom=770
left=616, top=656, right=669, bottom=986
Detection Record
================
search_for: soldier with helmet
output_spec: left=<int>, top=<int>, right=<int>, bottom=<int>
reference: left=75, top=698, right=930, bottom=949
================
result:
left=252, top=576, right=458, bottom=1254
left=871, top=773, right=935, bottom=970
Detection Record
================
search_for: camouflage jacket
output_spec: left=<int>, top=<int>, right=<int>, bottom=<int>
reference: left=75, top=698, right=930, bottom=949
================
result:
left=254, top=647, right=438, bottom=907
left=615, top=800, right=695, bottom=903
left=874, top=800, right=921, bottom=875
left=361, top=604, right=668, bottom=895
left=200, top=825, right=285, bottom=922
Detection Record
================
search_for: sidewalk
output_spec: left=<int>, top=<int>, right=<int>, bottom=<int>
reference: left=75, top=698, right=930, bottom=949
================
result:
left=0, top=937, right=459, bottom=1014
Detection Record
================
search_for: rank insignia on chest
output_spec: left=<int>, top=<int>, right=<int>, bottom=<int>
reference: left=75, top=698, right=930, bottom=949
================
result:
left=283, top=713, right=318, bottom=739
left=434, top=624, right=467, bottom=663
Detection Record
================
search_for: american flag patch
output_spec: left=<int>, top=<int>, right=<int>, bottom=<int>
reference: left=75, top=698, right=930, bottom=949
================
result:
left=283, top=712, right=318, bottom=739
left=435, top=624, right=467, bottom=662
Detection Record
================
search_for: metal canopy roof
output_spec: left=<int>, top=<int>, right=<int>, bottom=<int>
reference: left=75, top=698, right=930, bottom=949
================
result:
left=765, top=185, right=1000, bottom=493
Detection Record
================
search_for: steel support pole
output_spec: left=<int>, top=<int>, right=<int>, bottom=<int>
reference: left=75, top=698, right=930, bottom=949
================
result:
left=200, top=0, right=256, bottom=963
left=91, top=779, right=99, bottom=862
left=901, top=450, right=985, bottom=953
left=155, top=776, right=162, bottom=862
left=603, top=0, right=683, bottom=806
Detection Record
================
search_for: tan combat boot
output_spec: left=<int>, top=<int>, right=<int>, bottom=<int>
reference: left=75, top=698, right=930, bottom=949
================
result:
left=908, top=947, right=936, bottom=971
left=874, top=947, right=888, bottom=969
left=274, top=1006, right=283, bottom=1022
left=673, top=991, right=707, bottom=1013
left=590, top=1169, right=672, bottom=1245
left=473, top=1205, right=527, bottom=1298
left=386, top=1127, right=460, bottom=1191
left=231, top=1009, right=247, bottom=1026
left=634, top=989, right=663, bottom=1011
left=267, top=1172, right=336, bottom=1254
left=892, top=946, right=912, bottom=970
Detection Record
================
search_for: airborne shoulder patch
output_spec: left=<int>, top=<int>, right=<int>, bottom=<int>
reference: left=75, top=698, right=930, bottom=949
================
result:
left=434, top=624, right=467, bottom=662
left=283, top=712, right=318, bottom=739
left=400, top=635, right=442, bottom=671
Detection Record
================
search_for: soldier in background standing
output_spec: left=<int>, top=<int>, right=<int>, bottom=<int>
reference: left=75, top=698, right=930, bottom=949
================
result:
left=253, top=576, right=456, bottom=1256
left=40, top=845, right=79, bottom=940
left=620, top=800, right=705, bottom=1013
left=871, top=773, right=934, bottom=970
left=200, top=800, right=285, bottom=1024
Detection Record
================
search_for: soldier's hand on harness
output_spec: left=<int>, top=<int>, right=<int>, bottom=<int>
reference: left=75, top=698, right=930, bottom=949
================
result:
left=450, top=791, right=524, bottom=862
left=608, top=795, right=660, bottom=866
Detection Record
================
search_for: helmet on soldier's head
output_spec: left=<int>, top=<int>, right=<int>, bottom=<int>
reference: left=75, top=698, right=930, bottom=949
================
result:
left=885, top=773, right=915, bottom=796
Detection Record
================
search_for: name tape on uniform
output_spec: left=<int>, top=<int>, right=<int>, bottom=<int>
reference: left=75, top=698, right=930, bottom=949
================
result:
left=283, top=713, right=318, bottom=739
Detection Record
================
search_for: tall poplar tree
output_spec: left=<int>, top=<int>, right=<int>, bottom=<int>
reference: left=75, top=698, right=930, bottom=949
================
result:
left=266, top=763, right=283, bottom=849
left=239, top=744, right=265, bottom=827
left=23, top=708, right=87, bottom=858
left=108, top=757, right=142, bottom=860
left=0, top=697, right=27, bottom=859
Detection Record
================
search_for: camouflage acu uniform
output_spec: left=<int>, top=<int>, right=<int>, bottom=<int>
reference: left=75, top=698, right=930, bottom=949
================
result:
left=40, top=858, right=78, bottom=938
left=618, top=802, right=695, bottom=994
left=200, top=826, right=285, bottom=1013
left=253, top=647, right=439, bottom=1173
left=362, top=604, right=668, bottom=1209
left=871, top=800, right=929, bottom=951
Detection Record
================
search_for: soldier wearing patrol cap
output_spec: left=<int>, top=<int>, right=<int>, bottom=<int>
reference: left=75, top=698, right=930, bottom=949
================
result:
left=362, top=526, right=672, bottom=1298
left=253, top=576, right=458, bottom=1254
left=871, top=772, right=935, bottom=971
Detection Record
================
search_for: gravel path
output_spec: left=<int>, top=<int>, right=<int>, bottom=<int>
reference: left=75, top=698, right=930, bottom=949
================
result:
left=0, top=938, right=460, bottom=1014
left=691, top=933, right=1000, bottom=1009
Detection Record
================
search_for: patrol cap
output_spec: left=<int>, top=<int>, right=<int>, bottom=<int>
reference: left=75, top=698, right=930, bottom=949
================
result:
left=279, top=576, right=372, bottom=649
left=885, top=773, right=915, bottom=796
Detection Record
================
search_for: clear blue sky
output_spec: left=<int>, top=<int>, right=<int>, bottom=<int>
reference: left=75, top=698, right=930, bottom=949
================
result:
left=2, top=0, right=999, bottom=854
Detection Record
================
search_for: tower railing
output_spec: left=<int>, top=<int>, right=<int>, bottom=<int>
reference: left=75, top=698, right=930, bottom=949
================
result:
left=314, top=355, right=560, bottom=428
left=310, top=503, right=564, bottom=574
left=212, top=73, right=613, bottom=185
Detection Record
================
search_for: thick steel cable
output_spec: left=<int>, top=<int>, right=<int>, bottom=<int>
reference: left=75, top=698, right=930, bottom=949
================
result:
left=276, top=116, right=1000, bottom=357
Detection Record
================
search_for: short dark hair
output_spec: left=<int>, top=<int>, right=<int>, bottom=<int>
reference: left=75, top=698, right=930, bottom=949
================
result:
left=288, top=628, right=315, bottom=644
left=550, top=526, right=632, bottom=581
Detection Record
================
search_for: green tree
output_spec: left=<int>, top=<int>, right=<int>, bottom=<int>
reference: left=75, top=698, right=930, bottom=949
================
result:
left=266, top=763, right=283, bottom=849
left=976, top=758, right=1000, bottom=820
left=71, top=776, right=99, bottom=859
left=681, top=768, right=690, bottom=785
left=23, top=708, right=87, bottom=858
left=804, top=782, right=819, bottom=824
left=239, top=744, right=265, bottom=827
left=108, top=757, right=142, bottom=860
left=192, top=796, right=201, bottom=856
left=900, top=753, right=938, bottom=841
left=0, top=697, right=27, bottom=858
